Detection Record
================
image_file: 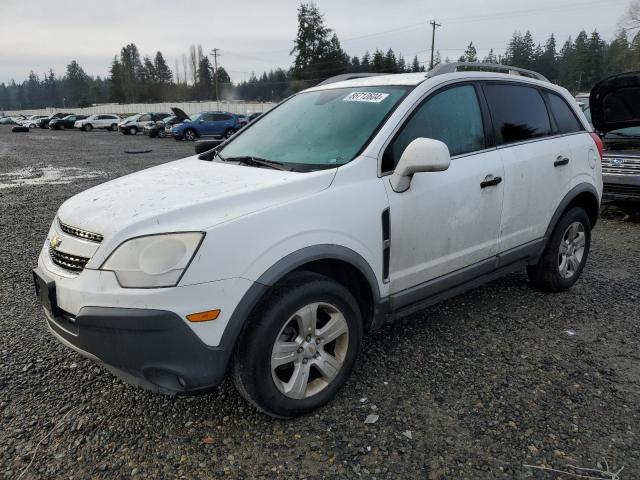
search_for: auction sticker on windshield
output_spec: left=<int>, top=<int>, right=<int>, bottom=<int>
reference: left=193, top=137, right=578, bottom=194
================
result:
left=343, top=91, right=390, bottom=103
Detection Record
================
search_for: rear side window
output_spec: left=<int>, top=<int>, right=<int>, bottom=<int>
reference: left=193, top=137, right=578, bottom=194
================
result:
left=484, top=84, right=551, bottom=145
left=544, top=92, right=583, bottom=134
left=385, top=84, right=485, bottom=168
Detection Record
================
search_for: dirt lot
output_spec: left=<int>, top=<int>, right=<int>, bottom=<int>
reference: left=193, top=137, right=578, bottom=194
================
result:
left=0, top=125, right=638, bottom=479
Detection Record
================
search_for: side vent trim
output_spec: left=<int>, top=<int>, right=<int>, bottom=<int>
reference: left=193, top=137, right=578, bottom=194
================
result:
left=381, top=208, right=391, bottom=283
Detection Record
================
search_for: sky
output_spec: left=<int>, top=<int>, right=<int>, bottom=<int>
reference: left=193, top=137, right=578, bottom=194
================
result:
left=0, top=0, right=631, bottom=85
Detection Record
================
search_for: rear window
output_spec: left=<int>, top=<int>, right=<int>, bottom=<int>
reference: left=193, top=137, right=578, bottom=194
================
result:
left=545, top=92, right=583, bottom=134
left=484, top=83, right=551, bottom=145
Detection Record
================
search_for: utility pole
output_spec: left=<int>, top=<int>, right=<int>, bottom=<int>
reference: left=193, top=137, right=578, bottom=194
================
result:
left=429, top=20, right=441, bottom=71
left=209, top=48, right=220, bottom=103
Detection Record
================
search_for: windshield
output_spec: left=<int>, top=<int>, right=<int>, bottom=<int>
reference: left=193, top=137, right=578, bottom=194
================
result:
left=188, top=113, right=201, bottom=122
left=125, top=114, right=140, bottom=122
left=219, top=86, right=408, bottom=167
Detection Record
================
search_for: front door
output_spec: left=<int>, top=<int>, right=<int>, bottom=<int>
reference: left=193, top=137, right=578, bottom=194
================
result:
left=383, top=83, right=504, bottom=298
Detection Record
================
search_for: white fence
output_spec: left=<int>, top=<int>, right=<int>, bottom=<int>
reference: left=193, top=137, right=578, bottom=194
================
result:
left=2, top=101, right=276, bottom=117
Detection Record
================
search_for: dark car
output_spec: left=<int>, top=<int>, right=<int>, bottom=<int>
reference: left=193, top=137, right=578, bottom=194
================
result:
left=247, top=112, right=262, bottom=122
left=590, top=72, right=640, bottom=202
left=49, top=114, right=88, bottom=130
left=118, top=112, right=171, bottom=134
left=37, top=112, right=73, bottom=129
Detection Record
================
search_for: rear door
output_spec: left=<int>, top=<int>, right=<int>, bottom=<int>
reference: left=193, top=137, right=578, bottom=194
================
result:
left=384, top=83, right=505, bottom=297
left=483, top=82, right=569, bottom=253
left=198, top=113, right=217, bottom=135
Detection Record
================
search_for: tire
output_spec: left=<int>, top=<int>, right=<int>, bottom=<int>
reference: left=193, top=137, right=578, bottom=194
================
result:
left=183, top=128, right=196, bottom=141
left=82, top=124, right=93, bottom=132
left=110, top=124, right=118, bottom=132
left=224, top=128, right=236, bottom=139
left=527, top=207, right=591, bottom=292
left=233, top=271, right=363, bottom=418
left=129, top=126, right=138, bottom=135
left=158, top=130, right=166, bottom=138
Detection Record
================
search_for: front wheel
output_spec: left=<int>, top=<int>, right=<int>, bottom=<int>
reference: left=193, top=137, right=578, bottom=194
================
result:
left=128, top=126, right=138, bottom=135
left=82, top=124, right=93, bottom=132
left=233, top=272, right=362, bottom=418
left=110, top=124, right=118, bottom=132
left=184, top=128, right=196, bottom=141
left=527, top=207, right=591, bottom=292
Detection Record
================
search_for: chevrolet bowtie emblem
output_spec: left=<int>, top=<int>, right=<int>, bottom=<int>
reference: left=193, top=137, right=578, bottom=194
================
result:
left=50, top=236, right=62, bottom=249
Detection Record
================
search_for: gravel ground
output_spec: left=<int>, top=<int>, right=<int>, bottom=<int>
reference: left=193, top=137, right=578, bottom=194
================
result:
left=0, top=125, right=638, bottom=479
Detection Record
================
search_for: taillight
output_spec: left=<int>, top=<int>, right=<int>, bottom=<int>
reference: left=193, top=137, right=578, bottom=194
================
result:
left=590, top=132, right=603, bottom=161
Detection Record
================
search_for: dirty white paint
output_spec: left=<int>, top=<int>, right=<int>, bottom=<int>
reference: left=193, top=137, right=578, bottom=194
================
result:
left=0, top=165, right=106, bottom=189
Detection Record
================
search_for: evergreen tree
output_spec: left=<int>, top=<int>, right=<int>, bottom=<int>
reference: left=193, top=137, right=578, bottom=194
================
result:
left=459, top=42, right=478, bottom=62
left=290, top=3, right=333, bottom=81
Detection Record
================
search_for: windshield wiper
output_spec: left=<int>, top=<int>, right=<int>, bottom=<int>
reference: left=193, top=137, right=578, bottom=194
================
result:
left=218, top=155, right=288, bottom=171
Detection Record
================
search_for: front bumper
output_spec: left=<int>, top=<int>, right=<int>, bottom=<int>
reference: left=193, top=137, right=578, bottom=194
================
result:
left=603, top=173, right=640, bottom=201
left=33, top=266, right=247, bottom=393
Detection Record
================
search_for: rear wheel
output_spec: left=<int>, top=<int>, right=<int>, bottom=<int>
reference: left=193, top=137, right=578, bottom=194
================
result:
left=224, top=128, right=236, bottom=139
left=527, top=207, right=591, bottom=292
left=233, top=272, right=362, bottom=418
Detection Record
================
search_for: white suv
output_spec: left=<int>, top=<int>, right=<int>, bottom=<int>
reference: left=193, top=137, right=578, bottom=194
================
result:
left=34, top=64, right=603, bottom=418
left=74, top=114, right=120, bottom=132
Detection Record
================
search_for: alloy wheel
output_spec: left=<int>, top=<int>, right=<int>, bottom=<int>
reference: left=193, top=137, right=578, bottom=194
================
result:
left=558, top=221, right=586, bottom=279
left=270, top=302, right=349, bottom=399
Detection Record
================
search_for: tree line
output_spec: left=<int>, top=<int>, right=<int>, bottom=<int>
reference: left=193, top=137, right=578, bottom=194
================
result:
left=1, top=3, right=638, bottom=110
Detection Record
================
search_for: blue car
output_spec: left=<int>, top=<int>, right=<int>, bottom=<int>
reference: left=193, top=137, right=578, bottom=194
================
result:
left=171, top=110, right=242, bottom=141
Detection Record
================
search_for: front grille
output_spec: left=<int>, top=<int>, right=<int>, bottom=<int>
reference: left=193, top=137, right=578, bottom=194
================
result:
left=49, top=248, right=90, bottom=272
left=603, top=183, right=640, bottom=199
left=58, top=220, right=103, bottom=243
left=602, top=155, right=640, bottom=176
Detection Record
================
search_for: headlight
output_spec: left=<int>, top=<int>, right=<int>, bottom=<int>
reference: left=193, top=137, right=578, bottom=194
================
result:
left=101, top=232, right=204, bottom=288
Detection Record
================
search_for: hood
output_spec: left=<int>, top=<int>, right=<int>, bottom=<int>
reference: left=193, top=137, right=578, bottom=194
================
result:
left=171, top=107, right=190, bottom=122
left=590, top=71, right=640, bottom=133
left=57, top=157, right=336, bottom=240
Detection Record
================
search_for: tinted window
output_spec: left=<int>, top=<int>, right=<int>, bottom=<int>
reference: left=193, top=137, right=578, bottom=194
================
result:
left=139, top=114, right=151, bottom=122
left=201, top=113, right=216, bottom=122
left=484, top=84, right=551, bottom=144
left=211, top=114, right=231, bottom=121
left=386, top=84, right=485, bottom=168
left=545, top=92, right=583, bottom=134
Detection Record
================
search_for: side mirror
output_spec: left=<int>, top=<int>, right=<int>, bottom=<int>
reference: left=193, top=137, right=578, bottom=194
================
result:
left=389, top=138, right=451, bottom=193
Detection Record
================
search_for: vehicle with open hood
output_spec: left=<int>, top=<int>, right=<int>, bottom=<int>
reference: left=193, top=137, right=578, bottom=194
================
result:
left=145, top=108, right=191, bottom=138
left=119, top=112, right=170, bottom=135
left=34, top=63, right=602, bottom=418
left=590, top=71, right=640, bottom=202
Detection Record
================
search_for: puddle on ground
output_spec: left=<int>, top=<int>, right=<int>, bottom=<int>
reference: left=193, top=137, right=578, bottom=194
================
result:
left=0, top=165, right=106, bottom=189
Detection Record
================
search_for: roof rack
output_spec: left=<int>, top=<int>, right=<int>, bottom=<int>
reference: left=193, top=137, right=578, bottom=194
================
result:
left=426, top=62, right=549, bottom=82
left=317, top=73, right=384, bottom=86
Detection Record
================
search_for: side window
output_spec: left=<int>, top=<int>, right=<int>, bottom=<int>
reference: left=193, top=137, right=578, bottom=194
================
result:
left=201, top=113, right=216, bottom=122
left=484, top=83, right=551, bottom=145
left=544, top=91, right=584, bottom=134
left=385, top=84, right=485, bottom=169
left=139, top=114, right=151, bottom=122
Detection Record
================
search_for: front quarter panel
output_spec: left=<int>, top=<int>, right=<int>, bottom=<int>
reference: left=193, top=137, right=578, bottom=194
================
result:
left=181, top=156, right=390, bottom=297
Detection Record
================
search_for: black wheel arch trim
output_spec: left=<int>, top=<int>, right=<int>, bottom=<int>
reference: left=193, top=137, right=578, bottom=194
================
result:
left=544, top=183, right=599, bottom=240
left=219, top=245, right=383, bottom=360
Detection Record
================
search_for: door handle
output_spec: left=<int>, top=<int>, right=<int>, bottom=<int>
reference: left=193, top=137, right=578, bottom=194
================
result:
left=480, top=175, right=502, bottom=188
left=554, top=156, right=570, bottom=167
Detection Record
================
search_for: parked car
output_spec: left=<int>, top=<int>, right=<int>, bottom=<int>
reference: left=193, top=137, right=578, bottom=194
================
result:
left=21, top=115, right=49, bottom=128
left=75, top=114, right=120, bottom=132
left=49, top=114, right=88, bottom=130
left=34, top=63, right=602, bottom=418
left=590, top=71, right=640, bottom=202
left=119, top=112, right=170, bottom=135
left=0, top=116, right=17, bottom=125
left=236, top=114, right=249, bottom=128
left=247, top=112, right=263, bottom=122
left=171, top=111, right=242, bottom=141
left=37, top=112, right=73, bottom=129
left=144, top=114, right=187, bottom=138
